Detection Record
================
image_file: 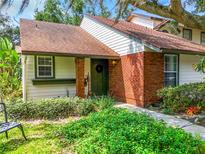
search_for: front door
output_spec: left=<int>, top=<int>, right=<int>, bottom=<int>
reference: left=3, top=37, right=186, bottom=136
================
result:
left=91, top=59, right=108, bottom=95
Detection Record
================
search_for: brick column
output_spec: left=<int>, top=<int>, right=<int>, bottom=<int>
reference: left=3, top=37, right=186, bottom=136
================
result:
left=144, top=52, right=164, bottom=106
left=75, top=57, right=85, bottom=98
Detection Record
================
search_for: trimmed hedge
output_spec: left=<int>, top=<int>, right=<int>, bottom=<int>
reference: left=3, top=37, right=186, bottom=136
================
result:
left=61, top=108, right=205, bottom=154
left=6, top=96, right=114, bottom=120
left=157, top=82, right=205, bottom=112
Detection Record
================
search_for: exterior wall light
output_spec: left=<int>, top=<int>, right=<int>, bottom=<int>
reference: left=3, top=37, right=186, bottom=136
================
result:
left=112, top=60, right=117, bottom=66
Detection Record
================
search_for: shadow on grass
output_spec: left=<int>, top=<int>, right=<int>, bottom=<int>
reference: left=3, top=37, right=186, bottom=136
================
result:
left=0, top=123, right=64, bottom=154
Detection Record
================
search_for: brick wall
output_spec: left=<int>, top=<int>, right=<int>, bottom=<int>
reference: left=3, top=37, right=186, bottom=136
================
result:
left=75, top=57, right=85, bottom=98
left=109, top=52, right=164, bottom=107
left=144, top=52, right=164, bottom=106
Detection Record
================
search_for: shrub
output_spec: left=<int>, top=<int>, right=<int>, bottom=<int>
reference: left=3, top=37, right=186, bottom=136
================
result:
left=6, top=96, right=114, bottom=120
left=61, top=108, right=205, bottom=154
left=157, top=82, right=205, bottom=113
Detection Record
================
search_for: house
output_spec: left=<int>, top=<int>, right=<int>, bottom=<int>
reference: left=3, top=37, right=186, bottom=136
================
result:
left=128, top=13, right=205, bottom=45
left=127, top=13, right=167, bottom=29
left=18, top=14, right=205, bottom=107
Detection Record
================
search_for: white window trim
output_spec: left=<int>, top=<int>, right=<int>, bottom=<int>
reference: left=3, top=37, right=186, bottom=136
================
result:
left=164, top=54, right=179, bottom=86
left=36, top=56, right=54, bottom=78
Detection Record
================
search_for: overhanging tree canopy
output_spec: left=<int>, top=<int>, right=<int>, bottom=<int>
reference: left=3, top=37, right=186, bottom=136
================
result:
left=0, top=0, right=205, bottom=30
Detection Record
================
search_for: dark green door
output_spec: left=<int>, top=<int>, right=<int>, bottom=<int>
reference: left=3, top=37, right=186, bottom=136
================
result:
left=91, top=59, right=108, bottom=95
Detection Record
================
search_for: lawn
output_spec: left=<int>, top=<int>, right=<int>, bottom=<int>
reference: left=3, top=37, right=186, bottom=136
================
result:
left=0, top=118, right=78, bottom=154
left=0, top=108, right=205, bottom=154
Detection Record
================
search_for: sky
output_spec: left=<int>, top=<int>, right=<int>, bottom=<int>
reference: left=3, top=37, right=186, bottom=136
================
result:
left=0, top=0, right=45, bottom=25
left=0, top=0, right=195, bottom=25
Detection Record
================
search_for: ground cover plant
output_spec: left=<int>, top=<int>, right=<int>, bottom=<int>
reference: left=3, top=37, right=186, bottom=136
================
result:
left=61, top=108, right=205, bottom=154
left=157, top=82, right=205, bottom=113
left=6, top=96, right=114, bottom=120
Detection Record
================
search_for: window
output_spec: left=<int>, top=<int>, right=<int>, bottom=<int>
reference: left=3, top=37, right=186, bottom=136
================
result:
left=164, top=54, right=178, bottom=87
left=36, top=56, right=54, bottom=78
left=183, top=28, right=192, bottom=40
left=201, top=32, right=205, bottom=45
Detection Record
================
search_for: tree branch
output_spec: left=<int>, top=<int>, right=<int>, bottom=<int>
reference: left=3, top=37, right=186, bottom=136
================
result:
left=130, top=0, right=205, bottom=30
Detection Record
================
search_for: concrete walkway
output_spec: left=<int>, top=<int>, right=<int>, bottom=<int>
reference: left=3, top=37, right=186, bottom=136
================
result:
left=115, top=103, right=205, bottom=140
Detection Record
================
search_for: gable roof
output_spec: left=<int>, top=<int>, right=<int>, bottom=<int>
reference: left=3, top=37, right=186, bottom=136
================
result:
left=88, top=15, right=205, bottom=54
left=127, top=12, right=166, bottom=22
left=20, top=19, right=119, bottom=58
left=153, top=20, right=170, bottom=30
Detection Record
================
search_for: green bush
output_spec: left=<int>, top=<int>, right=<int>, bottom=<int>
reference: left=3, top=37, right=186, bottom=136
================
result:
left=61, top=108, right=205, bottom=154
left=157, top=82, right=205, bottom=112
left=6, top=96, right=114, bottom=120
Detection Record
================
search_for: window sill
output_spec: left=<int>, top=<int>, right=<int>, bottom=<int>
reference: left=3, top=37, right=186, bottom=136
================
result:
left=32, top=78, right=76, bottom=85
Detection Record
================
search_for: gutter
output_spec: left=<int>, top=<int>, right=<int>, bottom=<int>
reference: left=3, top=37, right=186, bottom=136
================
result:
left=21, top=50, right=120, bottom=59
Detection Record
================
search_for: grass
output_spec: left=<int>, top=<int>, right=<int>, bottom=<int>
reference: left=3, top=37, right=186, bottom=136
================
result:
left=0, top=118, right=78, bottom=154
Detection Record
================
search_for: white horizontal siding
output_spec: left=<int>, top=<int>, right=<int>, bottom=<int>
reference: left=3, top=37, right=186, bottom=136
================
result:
left=24, top=55, right=90, bottom=100
left=130, top=16, right=154, bottom=29
left=80, top=16, right=144, bottom=56
left=179, top=54, right=205, bottom=84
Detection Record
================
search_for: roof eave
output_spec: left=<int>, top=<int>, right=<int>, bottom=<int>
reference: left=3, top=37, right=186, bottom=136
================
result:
left=21, top=50, right=120, bottom=59
left=162, top=48, right=205, bottom=56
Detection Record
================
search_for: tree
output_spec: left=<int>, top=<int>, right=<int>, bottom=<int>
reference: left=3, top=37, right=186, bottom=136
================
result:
left=35, top=0, right=111, bottom=25
left=0, top=14, right=19, bottom=45
left=0, top=37, right=22, bottom=100
left=35, top=0, right=65, bottom=23
left=1, top=0, right=205, bottom=30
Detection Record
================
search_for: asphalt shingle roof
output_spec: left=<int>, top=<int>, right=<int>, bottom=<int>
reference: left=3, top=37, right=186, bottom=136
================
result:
left=89, top=15, right=205, bottom=54
left=20, top=19, right=119, bottom=58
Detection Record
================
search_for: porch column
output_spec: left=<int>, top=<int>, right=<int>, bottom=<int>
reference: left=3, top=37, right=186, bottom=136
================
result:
left=75, top=57, right=85, bottom=98
left=22, top=55, right=27, bottom=102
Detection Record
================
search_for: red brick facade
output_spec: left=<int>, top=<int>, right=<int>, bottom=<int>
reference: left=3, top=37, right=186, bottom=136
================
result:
left=109, top=52, right=164, bottom=107
left=75, top=57, right=85, bottom=98
left=144, top=52, right=164, bottom=105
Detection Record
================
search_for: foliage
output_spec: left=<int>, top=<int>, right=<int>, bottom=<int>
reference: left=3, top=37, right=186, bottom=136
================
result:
left=0, top=14, right=19, bottom=45
left=35, top=0, right=112, bottom=25
left=194, top=56, right=205, bottom=73
left=3, top=0, right=203, bottom=14
left=0, top=37, right=22, bottom=101
left=61, top=108, right=205, bottom=154
left=35, top=0, right=65, bottom=24
left=157, top=82, right=205, bottom=113
left=6, top=96, right=114, bottom=120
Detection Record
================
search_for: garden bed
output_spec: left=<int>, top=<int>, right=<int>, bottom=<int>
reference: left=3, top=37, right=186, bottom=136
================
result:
left=148, top=103, right=205, bottom=127
left=155, top=82, right=205, bottom=127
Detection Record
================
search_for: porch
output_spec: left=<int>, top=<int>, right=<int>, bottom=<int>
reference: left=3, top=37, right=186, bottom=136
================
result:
left=19, top=19, right=119, bottom=101
left=22, top=55, right=119, bottom=100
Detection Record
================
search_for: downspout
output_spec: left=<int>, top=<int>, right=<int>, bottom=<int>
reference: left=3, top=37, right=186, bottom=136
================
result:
left=22, top=55, right=27, bottom=102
